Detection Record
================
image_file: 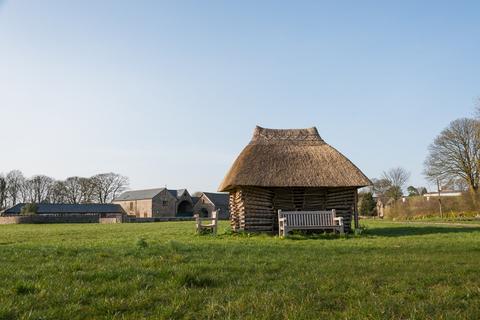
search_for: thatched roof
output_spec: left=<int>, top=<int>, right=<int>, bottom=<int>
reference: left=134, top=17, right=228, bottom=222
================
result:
left=218, top=126, right=371, bottom=191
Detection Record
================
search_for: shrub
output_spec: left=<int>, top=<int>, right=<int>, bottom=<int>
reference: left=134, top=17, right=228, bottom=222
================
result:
left=384, top=193, right=480, bottom=219
left=359, top=192, right=376, bottom=216
left=20, top=203, right=37, bottom=216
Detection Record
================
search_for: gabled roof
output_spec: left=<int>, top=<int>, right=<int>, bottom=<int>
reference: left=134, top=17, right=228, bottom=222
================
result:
left=218, top=126, right=372, bottom=191
left=114, top=188, right=166, bottom=201
left=202, top=192, right=229, bottom=207
left=168, top=189, right=189, bottom=199
left=191, top=196, right=200, bottom=205
left=3, top=203, right=124, bottom=215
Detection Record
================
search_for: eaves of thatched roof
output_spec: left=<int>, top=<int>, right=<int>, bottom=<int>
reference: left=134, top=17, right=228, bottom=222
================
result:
left=218, top=126, right=371, bottom=191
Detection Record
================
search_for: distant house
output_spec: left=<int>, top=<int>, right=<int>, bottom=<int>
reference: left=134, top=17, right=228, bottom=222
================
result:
left=193, top=192, right=230, bottom=219
left=423, top=190, right=463, bottom=201
left=113, top=188, right=194, bottom=218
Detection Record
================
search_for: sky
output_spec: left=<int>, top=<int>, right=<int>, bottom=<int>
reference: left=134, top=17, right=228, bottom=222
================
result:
left=0, top=0, right=479, bottom=193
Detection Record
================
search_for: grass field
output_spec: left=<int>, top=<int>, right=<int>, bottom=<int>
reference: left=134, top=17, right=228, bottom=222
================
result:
left=1, top=221, right=480, bottom=319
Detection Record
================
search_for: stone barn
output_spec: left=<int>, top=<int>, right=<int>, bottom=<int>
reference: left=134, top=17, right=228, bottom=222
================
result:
left=113, top=188, right=194, bottom=218
left=218, top=126, right=371, bottom=233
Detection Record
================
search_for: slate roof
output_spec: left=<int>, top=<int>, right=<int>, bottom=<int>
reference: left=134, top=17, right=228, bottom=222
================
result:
left=114, top=188, right=165, bottom=201
left=203, top=192, right=229, bottom=207
left=168, top=189, right=188, bottom=199
left=191, top=196, right=200, bottom=205
left=3, top=203, right=124, bottom=215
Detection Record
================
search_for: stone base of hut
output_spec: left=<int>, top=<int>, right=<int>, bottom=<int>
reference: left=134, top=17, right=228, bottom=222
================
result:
left=229, top=187, right=357, bottom=233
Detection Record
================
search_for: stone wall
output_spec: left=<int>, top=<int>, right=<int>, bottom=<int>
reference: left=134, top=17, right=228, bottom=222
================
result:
left=113, top=199, right=153, bottom=217
left=99, top=217, right=122, bottom=224
left=0, top=214, right=100, bottom=224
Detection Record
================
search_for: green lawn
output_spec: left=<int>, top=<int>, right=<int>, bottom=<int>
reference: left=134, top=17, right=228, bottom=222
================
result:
left=1, top=221, right=480, bottom=319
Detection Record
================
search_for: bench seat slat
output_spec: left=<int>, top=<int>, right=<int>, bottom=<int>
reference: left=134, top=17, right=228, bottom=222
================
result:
left=278, top=210, right=344, bottom=236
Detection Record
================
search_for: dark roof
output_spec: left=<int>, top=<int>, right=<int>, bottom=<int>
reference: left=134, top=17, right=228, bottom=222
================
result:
left=3, top=203, right=125, bottom=215
left=114, top=188, right=165, bottom=201
left=191, top=196, right=200, bottom=205
left=168, top=189, right=189, bottom=199
left=203, top=192, right=229, bottom=207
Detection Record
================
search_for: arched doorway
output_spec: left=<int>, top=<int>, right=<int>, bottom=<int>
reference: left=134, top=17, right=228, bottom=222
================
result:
left=177, top=200, right=193, bottom=217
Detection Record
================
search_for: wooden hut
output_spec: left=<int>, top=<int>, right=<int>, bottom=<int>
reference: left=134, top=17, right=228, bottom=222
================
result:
left=218, top=126, right=371, bottom=233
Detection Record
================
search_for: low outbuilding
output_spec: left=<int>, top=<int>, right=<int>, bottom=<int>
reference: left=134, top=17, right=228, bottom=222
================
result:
left=1, top=203, right=125, bottom=224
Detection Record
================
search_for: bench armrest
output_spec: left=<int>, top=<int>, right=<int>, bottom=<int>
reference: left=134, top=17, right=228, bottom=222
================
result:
left=333, top=216, right=343, bottom=226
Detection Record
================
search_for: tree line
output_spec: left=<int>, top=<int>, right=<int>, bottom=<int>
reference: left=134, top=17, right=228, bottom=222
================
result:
left=360, top=99, right=480, bottom=216
left=0, top=171, right=129, bottom=210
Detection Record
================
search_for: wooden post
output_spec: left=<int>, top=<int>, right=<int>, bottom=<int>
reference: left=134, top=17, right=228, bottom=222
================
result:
left=437, top=178, right=443, bottom=218
left=354, top=189, right=359, bottom=229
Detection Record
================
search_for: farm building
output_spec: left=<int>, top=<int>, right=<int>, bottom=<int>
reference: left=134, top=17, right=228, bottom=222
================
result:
left=218, top=126, right=371, bottom=233
left=0, top=203, right=125, bottom=224
left=113, top=188, right=195, bottom=218
left=192, top=192, right=230, bottom=219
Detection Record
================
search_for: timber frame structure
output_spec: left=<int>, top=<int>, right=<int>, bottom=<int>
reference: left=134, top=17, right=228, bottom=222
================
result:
left=218, top=126, right=371, bottom=233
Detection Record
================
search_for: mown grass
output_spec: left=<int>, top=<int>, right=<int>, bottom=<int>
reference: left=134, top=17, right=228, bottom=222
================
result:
left=0, top=221, right=479, bottom=319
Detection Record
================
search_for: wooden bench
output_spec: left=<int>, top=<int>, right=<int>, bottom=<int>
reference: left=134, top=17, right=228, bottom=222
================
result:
left=194, top=210, right=219, bottom=235
left=278, top=209, right=344, bottom=237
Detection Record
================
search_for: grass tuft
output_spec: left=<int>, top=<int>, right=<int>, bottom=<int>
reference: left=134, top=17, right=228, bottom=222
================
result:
left=135, top=237, right=148, bottom=249
left=176, top=272, right=216, bottom=288
left=14, top=282, right=37, bottom=295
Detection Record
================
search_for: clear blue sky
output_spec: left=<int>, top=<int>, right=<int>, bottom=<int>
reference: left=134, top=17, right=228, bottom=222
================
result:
left=1, top=0, right=479, bottom=192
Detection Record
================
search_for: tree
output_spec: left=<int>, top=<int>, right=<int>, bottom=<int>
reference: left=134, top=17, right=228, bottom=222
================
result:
left=374, top=167, right=410, bottom=202
left=359, top=192, right=376, bottom=216
left=424, top=118, right=480, bottom=193
left=28, top=175, right=54, bottom=203
left=0, top=174, right=7, bottom=209
left=407, top=186, right=420, bottom=197
left=91, top=173, right=129, bottom=203
left=382, top=167, right=410, bottom=193
left=49, top=180, right=67, bottom=203
left=387, top=185, right=404, bottom=200
left=79, top=177, right=95, bottom=203
left=6, top=170, right=25, bottom=206
left=372, top=178, right=392, bottom=204
left=64, top=177, right=83, bottom=204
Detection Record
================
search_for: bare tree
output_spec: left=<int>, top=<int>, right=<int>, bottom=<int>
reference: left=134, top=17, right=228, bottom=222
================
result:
left=0, top=174, right=7, bottom=209
left=424, top=118, right=480, bottom=193
left=6, top=170, right=25, bottom=206
left=79, top=177, right=95, bottom=203
left=29, top=175, right=55, bottom=203
left=91, top=173, right=129, bottom=203
left=382, top=167, right=410, bottom=191
left=49, top=180, right=67, bottom=203
left=64, top=176, right=83, bottom=204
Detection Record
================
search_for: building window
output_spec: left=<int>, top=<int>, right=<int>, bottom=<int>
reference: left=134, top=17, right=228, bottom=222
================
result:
left=162, top=201, right=168, bottom=206
left=129, top=202, right=133, bottom=211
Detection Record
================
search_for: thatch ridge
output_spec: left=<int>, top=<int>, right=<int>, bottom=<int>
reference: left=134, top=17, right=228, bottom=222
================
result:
left=218, top=126, right=371, bottom=191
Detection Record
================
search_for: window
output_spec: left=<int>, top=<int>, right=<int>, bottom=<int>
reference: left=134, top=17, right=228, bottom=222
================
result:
left=129, top=202, right=133, bottom=211
left=162, top=200, right=168, bottom=206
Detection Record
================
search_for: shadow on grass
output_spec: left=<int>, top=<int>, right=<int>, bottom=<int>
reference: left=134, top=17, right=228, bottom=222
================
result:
left=366, top=225, right=480, bottom=237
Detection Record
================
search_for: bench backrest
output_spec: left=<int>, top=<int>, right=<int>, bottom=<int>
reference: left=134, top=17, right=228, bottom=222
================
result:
left=278, top=210, right=336, bottom=227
